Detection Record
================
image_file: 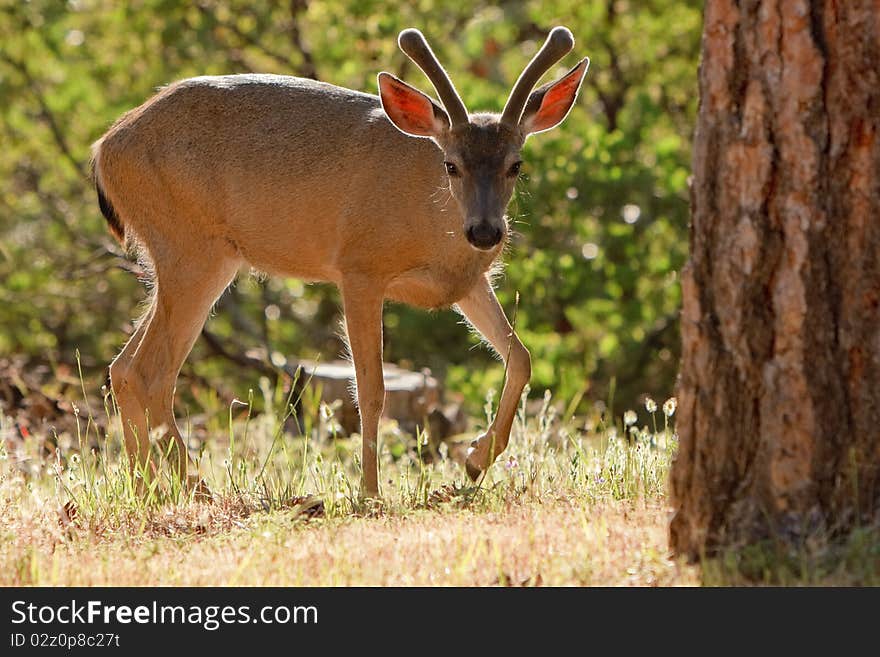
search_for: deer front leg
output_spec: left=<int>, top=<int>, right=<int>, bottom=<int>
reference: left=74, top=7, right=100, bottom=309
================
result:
left=341, top=278, right=386, bottom=499
left=455, top=276, right=531, bottom=480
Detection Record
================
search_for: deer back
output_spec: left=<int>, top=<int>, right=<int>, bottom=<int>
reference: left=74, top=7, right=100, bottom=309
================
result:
left=93, top=74, right=495, bottom=307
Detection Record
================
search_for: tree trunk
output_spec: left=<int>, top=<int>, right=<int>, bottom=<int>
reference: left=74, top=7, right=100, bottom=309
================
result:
left=670, top=0, right=880, bottom=559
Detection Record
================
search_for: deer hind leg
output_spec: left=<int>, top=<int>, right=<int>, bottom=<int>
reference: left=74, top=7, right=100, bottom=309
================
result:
left=109, top=301, right=155, bottom=479
left=110, top=240, right=240, bottom=488
left=454, top=276, right=531, bottom=480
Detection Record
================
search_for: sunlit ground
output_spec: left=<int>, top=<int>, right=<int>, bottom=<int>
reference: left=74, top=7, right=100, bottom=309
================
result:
left=1, top=386, right=698, bottom=586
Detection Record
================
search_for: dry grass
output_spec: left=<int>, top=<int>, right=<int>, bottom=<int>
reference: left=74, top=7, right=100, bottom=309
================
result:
left=0, top=494, right=694, bottom=586
left=0, top=384, right=701, bottom=586
left=3, top=381, right=877, bottom=586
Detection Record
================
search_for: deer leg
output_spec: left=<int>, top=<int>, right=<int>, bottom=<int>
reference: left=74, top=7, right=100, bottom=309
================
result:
left=107, top=301, right=155, bottom=472
left=341, top=278, right=386, bottom=499
left=112, top=302, right=155, bottom=375
left=110, top=299, right=158, bottom=482
left=454, top=276, right=531, bottom=480
left=110, top=246, right=240, bottom=489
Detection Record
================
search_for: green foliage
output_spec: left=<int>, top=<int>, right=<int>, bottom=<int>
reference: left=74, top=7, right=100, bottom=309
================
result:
left=0, top=0, right=701, bottom=415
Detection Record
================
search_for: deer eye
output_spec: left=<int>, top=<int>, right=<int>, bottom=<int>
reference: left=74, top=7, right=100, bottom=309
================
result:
left=507, top=161, right=523, bottom=177
left=444, top=161, right=460, bottom=177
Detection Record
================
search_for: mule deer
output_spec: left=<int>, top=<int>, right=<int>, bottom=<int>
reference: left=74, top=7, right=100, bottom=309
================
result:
left=91, top=26, right=588, bottom=498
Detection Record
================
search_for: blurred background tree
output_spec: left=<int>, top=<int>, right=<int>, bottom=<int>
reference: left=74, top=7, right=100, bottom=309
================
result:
left=0, top=0, right=701, bottom=423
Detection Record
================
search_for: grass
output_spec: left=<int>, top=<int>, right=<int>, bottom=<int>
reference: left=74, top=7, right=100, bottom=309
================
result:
left=2, top=378, right=877, bottom=586
left=0, top=379, right=699, bottom=586
left=700, top=528, right=880, bottom=586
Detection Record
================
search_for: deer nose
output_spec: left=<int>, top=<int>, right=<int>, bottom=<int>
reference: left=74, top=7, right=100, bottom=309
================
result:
left=466, top=223, right=503, bottom=250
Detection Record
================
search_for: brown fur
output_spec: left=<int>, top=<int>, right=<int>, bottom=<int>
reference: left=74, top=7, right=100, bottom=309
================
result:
left=92, top=30, right=588, bottom=497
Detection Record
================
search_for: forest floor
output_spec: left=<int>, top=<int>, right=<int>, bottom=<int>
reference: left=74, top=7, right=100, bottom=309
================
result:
left=1, top=387, right=876, bottom=586
left=1, top=494, right=691, bottom=586
left=1, top=385, right=702, bottom=586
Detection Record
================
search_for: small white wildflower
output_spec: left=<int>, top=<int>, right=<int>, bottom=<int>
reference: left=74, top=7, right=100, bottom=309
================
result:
left=623, top=410, right=637, bottom=426
left=663, top=397, right=677, bottom=417
left=645, top=397, right=657, bottom=413
left=504, top=455, right=519, bottom=471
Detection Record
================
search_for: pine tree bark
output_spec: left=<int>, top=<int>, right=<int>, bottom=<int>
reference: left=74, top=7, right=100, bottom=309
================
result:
left=670, top=0, right=880, bottom=558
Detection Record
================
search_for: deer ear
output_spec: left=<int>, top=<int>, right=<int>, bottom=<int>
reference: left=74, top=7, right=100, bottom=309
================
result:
left=378, top=72, right=450, bottom=138
left=520, top=58, right=589, bottom=135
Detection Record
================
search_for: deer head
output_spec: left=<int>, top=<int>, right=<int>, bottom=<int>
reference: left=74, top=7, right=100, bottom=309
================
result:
left=378, top=27, right=589, bottom=251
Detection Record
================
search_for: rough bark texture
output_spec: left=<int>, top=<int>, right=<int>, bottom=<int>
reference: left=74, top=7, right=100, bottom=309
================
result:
left=670, top=0, right=880, bottom=558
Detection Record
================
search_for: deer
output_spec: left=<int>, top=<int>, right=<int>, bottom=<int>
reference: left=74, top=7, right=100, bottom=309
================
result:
left=91, top=26, right=588, bottom=499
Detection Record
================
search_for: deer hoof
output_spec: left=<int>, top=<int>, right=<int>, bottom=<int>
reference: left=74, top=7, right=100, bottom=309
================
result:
left=465, top=459, right=483, bottom=481
left=465, top=434, right=492, bottom=480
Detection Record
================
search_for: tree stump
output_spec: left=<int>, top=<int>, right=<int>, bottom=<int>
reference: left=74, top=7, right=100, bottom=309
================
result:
left=298, top=360, right=464, bottom=440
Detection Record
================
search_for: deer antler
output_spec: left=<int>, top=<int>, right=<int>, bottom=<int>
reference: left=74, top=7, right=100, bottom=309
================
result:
left=500, top=27, right=575, bottom=128
left=398, top=28, right=469, bottom=127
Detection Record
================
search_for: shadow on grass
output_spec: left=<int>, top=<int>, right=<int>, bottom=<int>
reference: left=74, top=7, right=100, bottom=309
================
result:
left=700, top=526, right=880, bottom=586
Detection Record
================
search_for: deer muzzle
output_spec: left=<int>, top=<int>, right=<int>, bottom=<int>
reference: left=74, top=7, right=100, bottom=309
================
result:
left=466, top=222, right=504, bottom=250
